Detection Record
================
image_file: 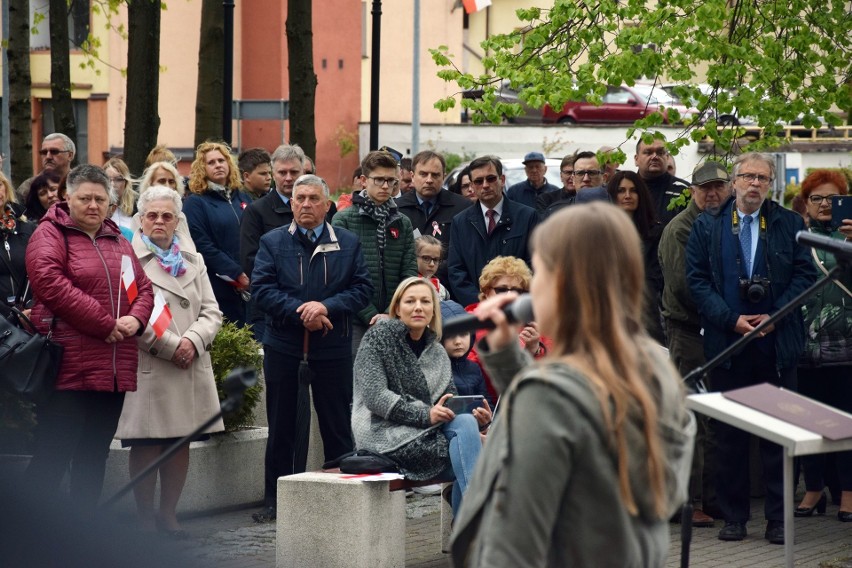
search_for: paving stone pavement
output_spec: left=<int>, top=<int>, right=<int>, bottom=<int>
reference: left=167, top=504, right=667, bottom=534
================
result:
left=177, top=494, right=851, bottom=567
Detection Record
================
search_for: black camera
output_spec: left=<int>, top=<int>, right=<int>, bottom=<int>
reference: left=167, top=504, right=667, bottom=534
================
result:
left=739, top=276, right=771, bottom=304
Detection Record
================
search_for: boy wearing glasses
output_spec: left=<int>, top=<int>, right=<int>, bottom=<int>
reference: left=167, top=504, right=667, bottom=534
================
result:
left=332, top=150, right=418, bottom=354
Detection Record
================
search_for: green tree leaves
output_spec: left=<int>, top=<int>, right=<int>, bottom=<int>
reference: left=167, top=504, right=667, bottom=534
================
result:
left=431, top=0, right=852, bottom=158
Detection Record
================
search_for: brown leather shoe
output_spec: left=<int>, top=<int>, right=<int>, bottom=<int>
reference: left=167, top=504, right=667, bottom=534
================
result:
left=692, top=508, right=715, bottom=527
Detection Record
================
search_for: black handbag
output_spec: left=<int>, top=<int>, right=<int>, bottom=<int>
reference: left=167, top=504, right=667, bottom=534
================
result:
left=0, top=307, right=63, bottom=403
left=325, top=449, right=400, bottom=474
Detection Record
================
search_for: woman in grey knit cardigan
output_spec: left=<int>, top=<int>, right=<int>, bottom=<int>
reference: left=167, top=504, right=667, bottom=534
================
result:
left=352, top=277, right=488, bottom=515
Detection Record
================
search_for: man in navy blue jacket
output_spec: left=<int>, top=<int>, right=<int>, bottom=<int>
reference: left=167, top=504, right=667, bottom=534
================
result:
left=447, top=156, right=539, bottom=306
left=686, top=152, right=818, bottom=545
left=251, top=174, right=373, bottom=522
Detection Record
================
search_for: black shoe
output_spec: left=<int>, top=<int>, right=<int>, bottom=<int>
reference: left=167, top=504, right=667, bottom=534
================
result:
left=764, top=521, right=784, bottom=545
left=794, top=492, right=827, bottom=517
left=252, top=506, right=277, bottom=523
left=718, top=521, right=747, bottom=541
left=838, top=510, right=852, bottom=522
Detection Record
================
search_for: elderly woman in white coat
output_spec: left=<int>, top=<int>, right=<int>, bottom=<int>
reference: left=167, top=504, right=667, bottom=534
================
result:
left=116, top=185, right=223, bottom=537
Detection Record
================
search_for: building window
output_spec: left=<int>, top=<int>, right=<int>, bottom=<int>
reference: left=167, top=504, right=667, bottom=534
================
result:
left=30, top=0, right=91, bottom=51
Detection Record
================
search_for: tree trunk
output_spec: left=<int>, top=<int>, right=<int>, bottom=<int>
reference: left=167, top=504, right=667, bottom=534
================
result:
left=194, top=0, right=224, bottom=146
left=8, top=0, right=33, bottom=186
left=124, top=0, right=161, bottom=176
left=48, top=0, right=77, bottom=148
left=286, top=0, right=317, bottom=160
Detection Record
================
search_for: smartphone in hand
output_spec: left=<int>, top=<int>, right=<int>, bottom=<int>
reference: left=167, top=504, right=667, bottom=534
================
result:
left=831, top=195, right=852, bottom=230
left=444, top=395, right=485, bottom=414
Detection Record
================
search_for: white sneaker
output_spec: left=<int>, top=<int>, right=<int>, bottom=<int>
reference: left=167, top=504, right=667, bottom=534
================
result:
left=412, top=484, right=443, bottom=495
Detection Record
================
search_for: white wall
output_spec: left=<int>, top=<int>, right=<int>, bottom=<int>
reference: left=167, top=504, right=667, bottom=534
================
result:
left=359, top=123, right=851, bottom=181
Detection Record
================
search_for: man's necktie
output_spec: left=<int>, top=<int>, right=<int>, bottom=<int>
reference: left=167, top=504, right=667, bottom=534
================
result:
left=486, top=209, right=497, bottom=235
left=740, top=214, right=752, bottom=276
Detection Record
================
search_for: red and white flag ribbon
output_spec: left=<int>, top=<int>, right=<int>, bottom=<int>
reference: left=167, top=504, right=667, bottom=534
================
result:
left=120, top=255, right=138, bottom=304
left=149, top=291, right=173, bottom=339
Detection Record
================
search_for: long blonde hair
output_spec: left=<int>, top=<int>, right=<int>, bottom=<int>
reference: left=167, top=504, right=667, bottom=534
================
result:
left=188, top=141, right=241, bottom=194
left=532, top=202, right=669, bottom=518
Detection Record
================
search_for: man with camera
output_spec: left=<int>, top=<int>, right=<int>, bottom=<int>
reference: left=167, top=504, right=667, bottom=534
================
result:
left=686, top=152, right=818, bottom=545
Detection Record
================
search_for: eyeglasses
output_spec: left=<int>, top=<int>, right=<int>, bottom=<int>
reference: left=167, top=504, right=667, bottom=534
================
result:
left=560, top=169, right=574, bottom=176
left=471, top=175, right=499, bottom=187
left=573, top=170, right=602, bottom=178
left=367, top=176, right=399, bottom=187
left=109, top=176, right=127, bottom=185
left=808, top=194, right=840, bottom=204
left=418, top=255, right=440, bottom=265
left=492, top=286, right=526, bottom=294
left=735, top=173, right=773, bottom=185
left=39, top=148, right=71, bottom=156
left=143, top=211, right=177, bottom=223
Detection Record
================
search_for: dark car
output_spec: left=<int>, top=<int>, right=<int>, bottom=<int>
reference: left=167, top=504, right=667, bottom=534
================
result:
left=462, top=80, right=542, bottom=124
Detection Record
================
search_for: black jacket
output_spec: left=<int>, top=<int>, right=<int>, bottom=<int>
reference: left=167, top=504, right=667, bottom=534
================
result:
left=240, top=189, right=336, bottom=276
left=447, top=199, right=538, bottom=306
left=396, top=189, right=473, bottom=284
left=643, top=172, right=689, bottom=227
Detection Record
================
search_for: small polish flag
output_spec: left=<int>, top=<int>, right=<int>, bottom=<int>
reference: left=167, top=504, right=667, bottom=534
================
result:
left=121, top=255, right=138, bottom=304
left=462, top=0, right=491, bottom=14
left=149, top=291, right=173, bottom=339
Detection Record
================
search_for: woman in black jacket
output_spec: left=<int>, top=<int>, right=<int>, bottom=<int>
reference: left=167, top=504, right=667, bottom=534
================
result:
left=24, top=171, right=63, bottom=222
left=607, top=171, right=665, bottom=343
left=0, top=172, right=35, bottom=311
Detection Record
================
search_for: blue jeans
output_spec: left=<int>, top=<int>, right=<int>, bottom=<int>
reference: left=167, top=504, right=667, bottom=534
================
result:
left=439, top=413, right=482, bottom=516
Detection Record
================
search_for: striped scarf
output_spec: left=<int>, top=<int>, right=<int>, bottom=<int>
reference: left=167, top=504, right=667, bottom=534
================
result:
left=358, top=190, right=393, bottom=252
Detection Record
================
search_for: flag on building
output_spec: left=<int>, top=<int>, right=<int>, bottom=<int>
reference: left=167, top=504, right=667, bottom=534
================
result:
left=462, top=0, right=492, bottom=14
left=120, top=255, right=138, bottom=304
left=149, top=291, right=173, bottom=339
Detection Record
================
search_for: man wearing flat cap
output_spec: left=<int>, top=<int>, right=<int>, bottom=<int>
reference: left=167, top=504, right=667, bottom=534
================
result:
left=506, top=151, right=559, bottom=209
left=658, top=160, right=731, bottom=528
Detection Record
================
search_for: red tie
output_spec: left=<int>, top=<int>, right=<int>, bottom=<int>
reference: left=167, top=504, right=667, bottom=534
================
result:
left=486, top=209, right=497, bottom=235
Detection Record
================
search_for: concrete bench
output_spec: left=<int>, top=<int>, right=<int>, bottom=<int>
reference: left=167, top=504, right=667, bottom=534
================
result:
left=276, top=470, right=452, bottom=568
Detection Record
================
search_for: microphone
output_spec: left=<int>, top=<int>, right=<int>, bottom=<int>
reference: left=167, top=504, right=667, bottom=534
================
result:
left=442, top=294, right=535, bottom=337
left=796, top=231, right=852, bottom=261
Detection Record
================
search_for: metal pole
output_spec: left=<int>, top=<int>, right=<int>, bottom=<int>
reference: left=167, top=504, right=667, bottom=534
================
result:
left=1, top=0, right=10, bottom=176
left=369, top=0, right=382, bottom=150
left=411, top=0, right=420, bottom=156
left=223, top=0, right=235, bottom=145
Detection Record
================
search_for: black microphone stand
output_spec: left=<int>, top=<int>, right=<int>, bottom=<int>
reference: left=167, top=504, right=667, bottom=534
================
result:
left=102, top=367, right=258, bottom=509
left=678, top=247, right=849, bottom=568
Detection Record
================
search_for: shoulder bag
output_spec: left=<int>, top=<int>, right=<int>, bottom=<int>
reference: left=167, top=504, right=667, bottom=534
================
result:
left=0, top=306, right=63, bottom=404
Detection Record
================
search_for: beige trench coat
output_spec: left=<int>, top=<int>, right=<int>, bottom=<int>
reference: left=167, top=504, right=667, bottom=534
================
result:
left=116, top=234, right=224, bottom=440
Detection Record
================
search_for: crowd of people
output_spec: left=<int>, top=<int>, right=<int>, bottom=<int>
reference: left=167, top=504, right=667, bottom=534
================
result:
left=3, top=131, right=850, bottom=560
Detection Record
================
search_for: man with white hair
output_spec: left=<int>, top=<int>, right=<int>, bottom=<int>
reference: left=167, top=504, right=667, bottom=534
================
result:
left=251, top=174, right=372, bottom=523
left=686, top=152, right=818, bottom=545
left=40, top=133, right=76, bottom=179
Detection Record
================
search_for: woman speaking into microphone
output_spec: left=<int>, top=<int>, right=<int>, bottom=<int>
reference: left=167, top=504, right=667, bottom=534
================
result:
left=450, top=202, right=695, bottom=567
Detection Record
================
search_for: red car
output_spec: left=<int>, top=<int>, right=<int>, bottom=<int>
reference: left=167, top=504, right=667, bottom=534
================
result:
left=543, top=84, right=694, bottom=124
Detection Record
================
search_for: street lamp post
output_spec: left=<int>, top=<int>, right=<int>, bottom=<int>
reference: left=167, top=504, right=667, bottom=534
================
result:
left=369, top=0, right=382, bottom=150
